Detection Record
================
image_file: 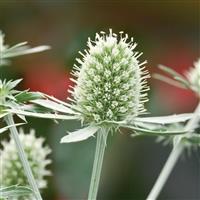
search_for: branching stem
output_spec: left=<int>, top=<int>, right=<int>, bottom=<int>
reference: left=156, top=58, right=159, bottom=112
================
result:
left=147, top=102, right=200, bottom=200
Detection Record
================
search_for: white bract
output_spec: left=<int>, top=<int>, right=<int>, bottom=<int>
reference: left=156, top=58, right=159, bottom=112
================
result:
left=0, top=30, right=50, bottom=66
left=0, top=129, right=51, bottom=200
left=186, top=58, right=200, bottom=95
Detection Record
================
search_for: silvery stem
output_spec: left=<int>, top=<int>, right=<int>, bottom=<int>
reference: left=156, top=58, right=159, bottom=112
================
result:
left=88, top=128, right=108, bottom=200
left=147, top=102, right=200, bottom=200
left=5, top=114, right=43, bottom=200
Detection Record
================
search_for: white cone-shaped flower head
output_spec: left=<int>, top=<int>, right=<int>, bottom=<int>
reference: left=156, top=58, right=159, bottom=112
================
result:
left=186, top=58, right=200, bottom=95
left=70, top=30, right=150, bottom=124
left=0, top=129, right=51, bottom=200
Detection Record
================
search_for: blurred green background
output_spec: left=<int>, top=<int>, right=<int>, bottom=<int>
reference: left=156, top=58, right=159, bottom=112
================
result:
left=0, top=1, right=199, bottom=200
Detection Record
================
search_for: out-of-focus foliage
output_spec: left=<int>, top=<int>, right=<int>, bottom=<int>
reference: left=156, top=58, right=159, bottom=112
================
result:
left=0, top=1, right=199, bottom=200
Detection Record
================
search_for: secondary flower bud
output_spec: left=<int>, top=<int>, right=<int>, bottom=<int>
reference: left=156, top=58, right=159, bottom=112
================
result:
left=70, top=30, right=150, bottom=123
left=0, top=129, right=51, bottom=200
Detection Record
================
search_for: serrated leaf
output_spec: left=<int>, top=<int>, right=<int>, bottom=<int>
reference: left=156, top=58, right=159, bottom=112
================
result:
left=123, top=125, right=187, bottom=136
left=0, top=185, right=32, bottom=198
left=7, top=108, right=79, bottom=120
left=31, top=99, right=76, bottom=114
left=15, top=91, right=43, bottom=102
left=60, top=126, right=99, bottom=143
left=134, top=113, right=195, bottom=124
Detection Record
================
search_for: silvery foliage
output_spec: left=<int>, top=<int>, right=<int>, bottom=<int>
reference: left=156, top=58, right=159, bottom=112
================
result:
left=155, top=58, right=200, bottom=150
left=0, top=31, right=50, bottom=66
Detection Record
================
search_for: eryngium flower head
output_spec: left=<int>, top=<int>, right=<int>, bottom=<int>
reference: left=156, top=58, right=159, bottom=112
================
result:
left=186, top=58, right=200, bottom=95
left=70, top=30, right=150, bottom=124
left=0, top=129, right=51, bottom=200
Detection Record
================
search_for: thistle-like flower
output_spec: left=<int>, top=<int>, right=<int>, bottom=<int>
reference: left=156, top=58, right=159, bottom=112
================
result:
left=0, top=129, right=51, bottom=200
left=54, top=30, right=149, bottom=142
left=186, top=58, right=200, bottom=95
left=0, top=30, right=50, bottom=66
left=70, top=30, right=149, bottom=124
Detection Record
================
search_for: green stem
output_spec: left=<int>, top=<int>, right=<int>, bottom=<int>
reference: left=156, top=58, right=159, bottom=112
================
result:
left=146, top=102, right=200, bottom=200
left=4, top=114, right=43, bottom=200
left=88, top=128, right=108, bottom=200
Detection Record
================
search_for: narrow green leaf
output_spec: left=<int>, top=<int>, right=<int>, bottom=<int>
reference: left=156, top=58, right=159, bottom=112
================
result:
left=15, top=91, right=43, bottom=102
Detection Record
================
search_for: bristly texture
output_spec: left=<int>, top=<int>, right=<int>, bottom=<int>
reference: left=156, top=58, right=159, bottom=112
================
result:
left=69, top=29, right=150, bottom=124
left=0, top=129, right=51, bottom=200
left=186, top=58, right=200, bottom=95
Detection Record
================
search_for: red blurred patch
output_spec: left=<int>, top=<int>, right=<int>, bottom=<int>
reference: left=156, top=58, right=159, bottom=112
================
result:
left=24, top=62, right=73, bottom=101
